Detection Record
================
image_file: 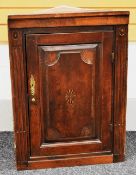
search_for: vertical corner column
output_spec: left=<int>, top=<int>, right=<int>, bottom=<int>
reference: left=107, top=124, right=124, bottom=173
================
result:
left=8, top=29, right=29, bottom=170
left=113, top=25, right=128, bottom=162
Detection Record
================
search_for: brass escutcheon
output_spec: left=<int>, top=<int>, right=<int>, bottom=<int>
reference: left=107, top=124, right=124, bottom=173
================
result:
left=30, top=74, right=35, bottom=102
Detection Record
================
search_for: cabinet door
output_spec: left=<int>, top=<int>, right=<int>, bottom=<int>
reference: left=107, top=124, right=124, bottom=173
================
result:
left=26, top=31, right=114, bottom=158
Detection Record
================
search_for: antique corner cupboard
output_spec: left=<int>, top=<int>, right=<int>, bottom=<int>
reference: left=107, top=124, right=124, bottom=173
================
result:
left=8, top=6, right=129, bottom=170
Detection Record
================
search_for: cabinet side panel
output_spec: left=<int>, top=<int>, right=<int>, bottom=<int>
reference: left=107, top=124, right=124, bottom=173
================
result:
left=8, top=29, right=29, bottom=170
left=113, top=25, right=128, bottom=162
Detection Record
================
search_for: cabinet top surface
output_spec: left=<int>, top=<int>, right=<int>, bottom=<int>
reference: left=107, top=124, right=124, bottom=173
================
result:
left=8, top=5, right=129, bottom=19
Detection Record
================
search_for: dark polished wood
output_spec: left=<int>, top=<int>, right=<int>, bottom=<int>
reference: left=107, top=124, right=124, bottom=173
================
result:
left=8, top=6, right=129, bottom=170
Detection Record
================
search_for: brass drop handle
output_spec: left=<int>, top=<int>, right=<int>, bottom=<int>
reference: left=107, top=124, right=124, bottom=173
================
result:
left=30, top=74, right=36, bottom=102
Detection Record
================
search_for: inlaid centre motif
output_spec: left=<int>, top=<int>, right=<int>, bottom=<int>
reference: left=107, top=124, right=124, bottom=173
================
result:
left=65, top=89, right=76, bottom=104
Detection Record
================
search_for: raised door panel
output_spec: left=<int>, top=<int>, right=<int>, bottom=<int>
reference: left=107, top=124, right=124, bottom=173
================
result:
left=26, top=31, right=113, bottom=158
left=39, top=44, right=101, bottom=143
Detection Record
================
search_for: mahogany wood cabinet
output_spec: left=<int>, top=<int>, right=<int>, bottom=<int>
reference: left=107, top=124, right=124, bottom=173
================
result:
left=8, top=6, right=129, bottom=170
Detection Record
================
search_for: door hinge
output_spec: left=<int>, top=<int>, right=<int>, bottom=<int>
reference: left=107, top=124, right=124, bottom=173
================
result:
left=111, top=52, right=115, bottom=63
left=109, top=123, right=113, bottom=132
